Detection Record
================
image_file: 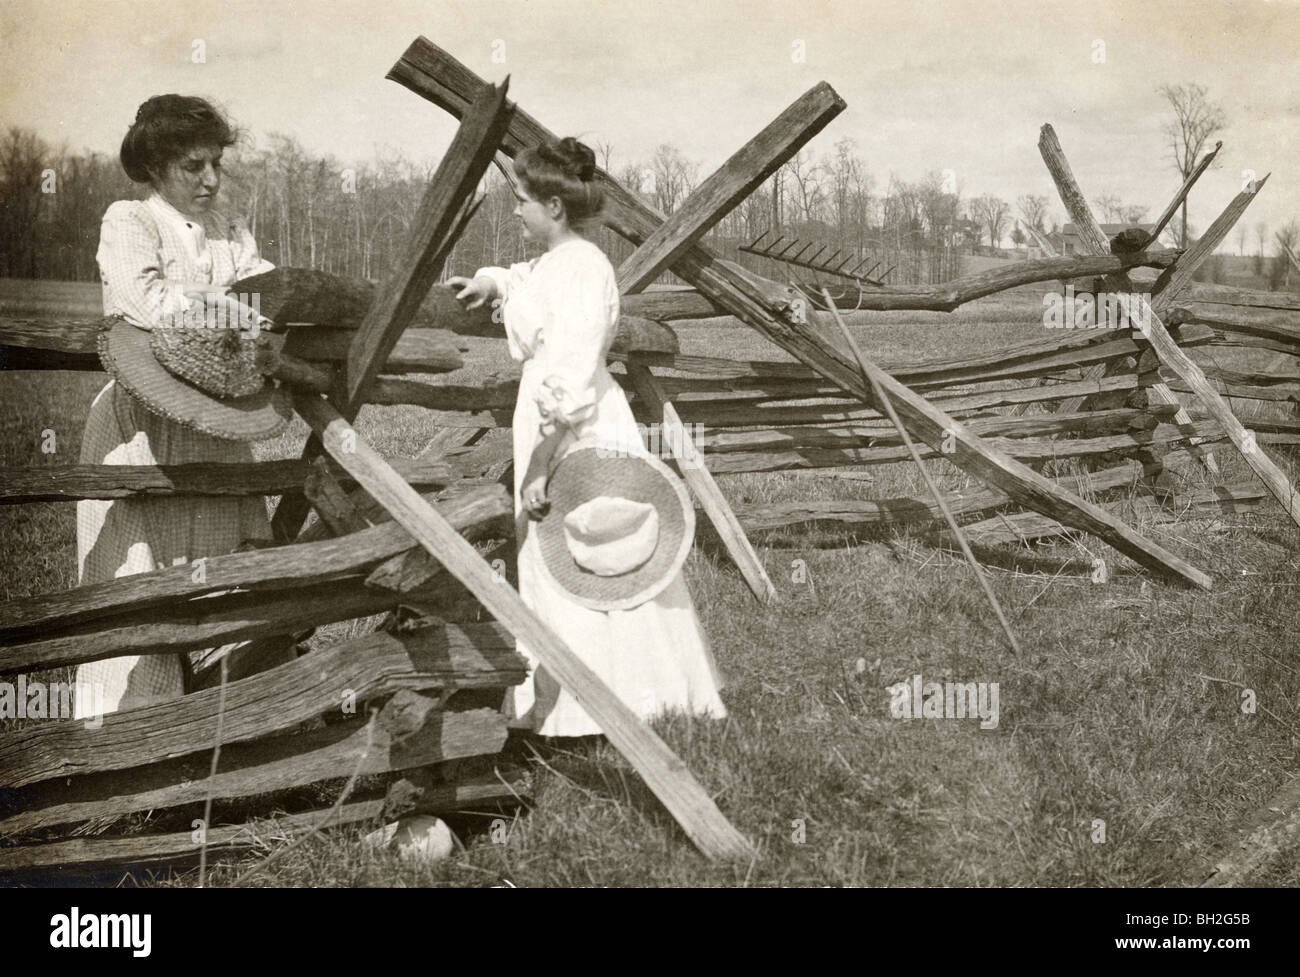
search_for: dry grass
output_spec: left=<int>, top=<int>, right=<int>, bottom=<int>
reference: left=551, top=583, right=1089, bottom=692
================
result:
left=3, top=293, right=1299, bottom=887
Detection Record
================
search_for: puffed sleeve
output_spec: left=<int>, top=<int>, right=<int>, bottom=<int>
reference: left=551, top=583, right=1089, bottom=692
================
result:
left=97, top=201, right=202, bottom=329
left=230, top=217, right=275, bottom=279
left=533, top=249, right=619, bottom=438
left=474, top=260, right=536, bottom=303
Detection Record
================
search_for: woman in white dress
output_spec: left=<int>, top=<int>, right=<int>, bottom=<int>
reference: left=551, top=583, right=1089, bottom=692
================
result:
left=449, top=138, right=727, bottom=738
left=75, top=95, right=281, bottom=718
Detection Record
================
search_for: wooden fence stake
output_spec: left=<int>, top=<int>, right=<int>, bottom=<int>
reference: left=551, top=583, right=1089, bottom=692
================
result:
left=822, top=290, right=1022, bottom=654
left=293, top=392, right=753, bottom=861
left=616, top=83, right=844, bottom=294
left=1042, top=124, right=1300, bottom=531
left=388, top=37, right=1211, bottom=590
left=625, top=361, right=776, bottom=603
left=271, top=78, right=514, bottom=542
left=1039, top=124, right=1220, bottom=476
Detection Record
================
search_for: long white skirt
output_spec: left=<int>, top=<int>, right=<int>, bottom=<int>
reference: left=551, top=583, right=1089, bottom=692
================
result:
left=74, top=381, right=275, bottom=717
left=507, top=361, right=727, bottom=737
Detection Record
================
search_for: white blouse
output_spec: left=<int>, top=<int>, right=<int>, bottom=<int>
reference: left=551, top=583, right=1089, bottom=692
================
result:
left=476, top=238, right=620, bottom=437
left=96, top=192, right=274, bottom=330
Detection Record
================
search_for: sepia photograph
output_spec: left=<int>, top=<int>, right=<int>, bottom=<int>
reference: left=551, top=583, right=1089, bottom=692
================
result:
left=0, top=0, right=1296, bottom=918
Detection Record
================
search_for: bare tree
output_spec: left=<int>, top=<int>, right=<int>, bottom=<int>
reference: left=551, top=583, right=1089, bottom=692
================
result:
left=971, top=194, right=1010, bottom=249
left=781, top=149, right=824, bottom=223
left=649, top=143, right=697, bottom=213
left=0, top=127, right=49, bottom=277
left=1092, top=193, right=1124, bottom=223
left=1120, top=204, right=1148, bottom=224
left=826, top=137, right=863, bottom=235
left=1157, top=82, right=1227, bottom=247
left=1271, top=220, right=1299, bottom=289
left=595, top=140, right=615, bottom=174
left=1017, top=193, right=1049, bottom=232
left=1268, top=224, right=1300, bottom=289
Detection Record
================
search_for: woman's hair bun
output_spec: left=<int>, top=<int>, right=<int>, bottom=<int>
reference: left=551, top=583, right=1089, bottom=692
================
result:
left=538, top=137, right=596, bottom=182
left=120, top=94, right=237, bottom=184
left=515, top=136, right=604, bottom=224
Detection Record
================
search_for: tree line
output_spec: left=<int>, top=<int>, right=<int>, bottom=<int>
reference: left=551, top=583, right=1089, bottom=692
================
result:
left=3, top=78, right=1296, bottom=292
left=0, top=127, right=981, bottom=289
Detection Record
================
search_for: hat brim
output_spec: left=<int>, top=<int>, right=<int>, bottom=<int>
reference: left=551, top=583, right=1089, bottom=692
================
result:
left=98, top=319, right=292, bottom=442
left=536, top=440, right=694, bottom=611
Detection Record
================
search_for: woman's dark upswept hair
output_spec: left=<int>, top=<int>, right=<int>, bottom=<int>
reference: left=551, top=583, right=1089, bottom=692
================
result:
left=119, top=95, right=237, bottom=184
left=514, top=137, right=605, bottom=224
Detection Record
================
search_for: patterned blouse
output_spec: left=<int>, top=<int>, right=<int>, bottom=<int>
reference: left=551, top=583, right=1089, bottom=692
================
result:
left=96, top=192, right=274, bottom=329
left=74, top=193, right=278, bottom=717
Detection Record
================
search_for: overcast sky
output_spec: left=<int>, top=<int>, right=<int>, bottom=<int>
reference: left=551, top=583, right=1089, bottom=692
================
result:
left=1, top=0, right=1297, bottom=252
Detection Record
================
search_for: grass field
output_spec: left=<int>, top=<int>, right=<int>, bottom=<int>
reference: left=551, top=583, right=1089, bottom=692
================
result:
left=2, top=290, right=1299, bottom=887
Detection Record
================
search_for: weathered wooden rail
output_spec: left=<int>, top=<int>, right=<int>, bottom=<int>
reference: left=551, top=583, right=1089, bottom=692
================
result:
left=4, top=34, right=1300, bottom=879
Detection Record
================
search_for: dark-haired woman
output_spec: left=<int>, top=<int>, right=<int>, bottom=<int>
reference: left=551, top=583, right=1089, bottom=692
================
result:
left=449, top=138, right=726, bottom=738
left=75, top=95, right=280, bottom=719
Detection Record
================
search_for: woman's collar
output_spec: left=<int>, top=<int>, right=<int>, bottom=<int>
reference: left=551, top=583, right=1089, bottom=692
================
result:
left=146, top=192, right=203, bottom=227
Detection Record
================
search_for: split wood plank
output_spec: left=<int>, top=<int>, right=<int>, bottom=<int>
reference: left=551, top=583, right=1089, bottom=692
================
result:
left=616, top=83, right=845, bottom=293
left=668, top=375, right=1144, bottom=427
left=0, top=484, right=510, bottom=639
left=1, top=696, right=506, bottom=837
left=303, top=456, right=371, bottom=534
left=0, top=503, right=514, bottom=675
left=387, top=37, right=1213, bottom=590
left=1143, top=140, right=1221, bottom=249
left=625, top=361, right=775, bottom=603
left=342, top=81, right=513, bottom=414
left=285, top=327, right=465, bottom=372
left=270, top=79, right=514, bottom=543
left=949, top=481, right=1269, bottom=550
left=1149, top=173, right=1270, bottom=304
left=293, top=392, right=752, bottom=860
left=694, top=420, right=1226, bottom=473
left=1042, top=124, right=1300, bottom=531
left=0, top=776, right=524, bottom=875
left=1039, top=124, right=1220, bottom=473
left=726, top=450, right=1197, bottom=532
left=0, top=621, right=524, bottom=788
left=0, top=456, right=458, bottom=504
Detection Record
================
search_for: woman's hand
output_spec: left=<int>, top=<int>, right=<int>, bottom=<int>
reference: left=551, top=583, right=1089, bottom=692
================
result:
left=447, top=275, right=497, bottom=310
left=179, top=287, right=270, bottom=334
left=521, top=471, right=549, bottom=520
left=182, top=282, right=230, bottom=300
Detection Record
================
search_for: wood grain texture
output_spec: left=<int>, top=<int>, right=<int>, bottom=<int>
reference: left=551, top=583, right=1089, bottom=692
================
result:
left=1042, top=124, right=1300, bottom=528
left=0, top=455, right=458, bottom=504
left=0, top=484, right=510, bottom=639
left=0, top=620, right=524, bottom=787
left=0, top=774, right=525, bottom=874
left=1, top=695, right=507, bottom=837
left=617, top=82, right=845, bottom=294
left=294, top=391, right=754, bottom=860
left=625, top=361, right=776, bottom=603
left=343, top=81, right=514, bottom=414
left=389, top=40, right=1212, bottom=589
left=1038, top=123, right=1219, bottom=473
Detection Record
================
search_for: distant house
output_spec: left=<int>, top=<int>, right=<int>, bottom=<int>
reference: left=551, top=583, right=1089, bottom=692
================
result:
left=1060, top=222, right=1156, bottom=255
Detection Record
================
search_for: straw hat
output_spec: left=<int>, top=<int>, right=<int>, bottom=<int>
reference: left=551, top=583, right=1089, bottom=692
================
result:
left=97, top=317, right=292, bottom=442
left=535, top=437, right=695, bottom=611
